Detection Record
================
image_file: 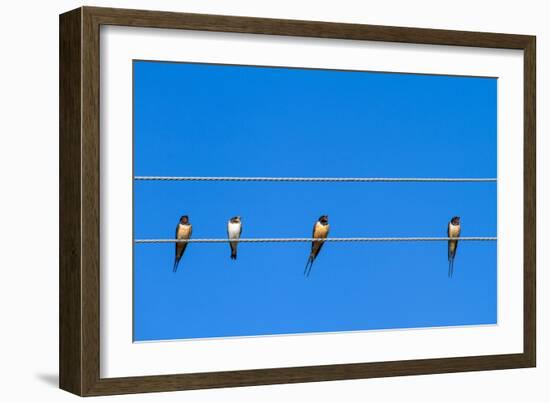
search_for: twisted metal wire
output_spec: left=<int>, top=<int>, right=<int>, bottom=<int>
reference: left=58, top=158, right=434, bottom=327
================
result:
left=135, top=237, right=497, bottom=244
left=135, top=176, right=497, bottom=183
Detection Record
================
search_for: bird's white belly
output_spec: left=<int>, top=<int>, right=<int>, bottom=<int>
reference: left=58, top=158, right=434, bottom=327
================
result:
left=177, top=224, right=191, bottom=238
left=228, top=223, right=241, bottom=239
left=448, top=223, right=460, bottom=237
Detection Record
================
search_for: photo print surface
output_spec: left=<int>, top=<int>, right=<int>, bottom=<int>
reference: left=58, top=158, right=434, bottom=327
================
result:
left=133, top=60, right=497, bottom=342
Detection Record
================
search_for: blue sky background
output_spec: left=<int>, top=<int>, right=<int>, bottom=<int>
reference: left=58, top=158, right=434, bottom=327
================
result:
left=133, top=61, right=497, bottom=342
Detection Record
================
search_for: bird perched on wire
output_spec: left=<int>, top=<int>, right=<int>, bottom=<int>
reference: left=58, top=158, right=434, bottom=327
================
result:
left=173, top=215, right=192, bottom=272
left=447, top=216, right=461, bottom=277
left=227, top=216, right=242, bottom=260
left=304, top=215, right=330, bottom=277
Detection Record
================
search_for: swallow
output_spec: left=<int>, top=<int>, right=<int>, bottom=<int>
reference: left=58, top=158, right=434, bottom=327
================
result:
left=173, top=215, right=192, bottom=272
left=227, top=216, right=242, bottom=260
left=304, top=215, right=330, bottom=277
left=447, top=216, right=461, bottom=277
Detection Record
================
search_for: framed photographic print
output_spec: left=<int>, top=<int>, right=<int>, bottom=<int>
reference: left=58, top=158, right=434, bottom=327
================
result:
left=59, top=6, right=536, bottom=396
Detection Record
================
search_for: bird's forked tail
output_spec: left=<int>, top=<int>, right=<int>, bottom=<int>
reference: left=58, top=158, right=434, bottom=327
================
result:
left=448, top=257, right=454, bottom=278
left=173, top=258, right=180, bottom=273
left=304, top=255, right=314, bottom=277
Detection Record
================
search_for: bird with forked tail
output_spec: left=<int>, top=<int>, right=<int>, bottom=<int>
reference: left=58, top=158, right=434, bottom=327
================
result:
left=304, top=215, right=330, bottom=277
left=227, top=216, right=242, bottom=260
left=173, top=215, right=192, bottom=272
left=447, top=216, right=461, bottom=277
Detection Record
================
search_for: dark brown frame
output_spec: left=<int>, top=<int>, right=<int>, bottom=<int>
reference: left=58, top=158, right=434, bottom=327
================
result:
left=60, top=6, right=536, bottom=396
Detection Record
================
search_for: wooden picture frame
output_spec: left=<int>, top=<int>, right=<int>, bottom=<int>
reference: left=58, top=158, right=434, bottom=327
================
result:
left=59, top=6, right=536, bottom=396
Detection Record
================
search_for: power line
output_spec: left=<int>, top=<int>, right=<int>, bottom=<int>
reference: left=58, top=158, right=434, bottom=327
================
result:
left=135, top=237, right=497, bottom=244
left=134, top=176, right=497, bottom=183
